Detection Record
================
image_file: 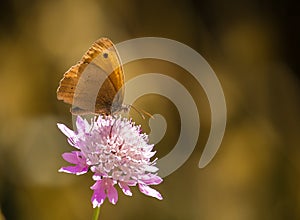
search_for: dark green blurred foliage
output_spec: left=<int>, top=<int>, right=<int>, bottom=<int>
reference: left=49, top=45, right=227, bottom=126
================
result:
left=0, top=0, right=299, bottom=219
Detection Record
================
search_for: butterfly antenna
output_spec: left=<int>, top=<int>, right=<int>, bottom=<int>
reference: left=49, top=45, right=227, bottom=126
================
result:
left=128, top=105, right=154, bottom=119
left=129, top=105, right=145, bottom=119
left=140, top=109, right=154, bottom=119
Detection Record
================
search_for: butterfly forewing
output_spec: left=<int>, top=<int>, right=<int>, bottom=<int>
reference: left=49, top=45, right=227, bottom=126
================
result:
left=57, top=38, right=124, bottom=115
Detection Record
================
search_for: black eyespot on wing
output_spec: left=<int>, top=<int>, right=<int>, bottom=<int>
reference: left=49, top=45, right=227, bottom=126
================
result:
left=103, top=53, right=108, bottom=58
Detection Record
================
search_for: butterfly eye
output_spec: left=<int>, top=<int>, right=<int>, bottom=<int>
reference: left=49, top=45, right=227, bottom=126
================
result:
left=103, top=52, right=109, bottom=58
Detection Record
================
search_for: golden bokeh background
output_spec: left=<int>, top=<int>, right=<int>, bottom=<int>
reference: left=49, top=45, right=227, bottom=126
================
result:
left=0, top=0, right=299, bottom=219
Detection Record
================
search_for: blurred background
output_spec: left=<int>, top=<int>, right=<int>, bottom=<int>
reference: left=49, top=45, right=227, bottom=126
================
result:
left=0, top=0, right=299, bottom=219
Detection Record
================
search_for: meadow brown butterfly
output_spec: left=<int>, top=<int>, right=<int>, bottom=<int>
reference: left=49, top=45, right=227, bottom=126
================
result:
left=57, top=37, right=125, bottom=115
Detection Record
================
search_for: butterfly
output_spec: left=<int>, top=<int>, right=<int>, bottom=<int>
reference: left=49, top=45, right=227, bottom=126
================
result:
left=57, top=37, right=125, bottom=115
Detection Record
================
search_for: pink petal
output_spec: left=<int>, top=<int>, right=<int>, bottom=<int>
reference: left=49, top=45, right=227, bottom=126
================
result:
left=140, top=174, right=163, bottom=185
left=59, top=152, right=89, bottom=175
left=76, top=116, right=91, bottom=133
left=138, top=184, right=163, bottom=200
left=67, top=138, right=79, bottom=148
left=57, top=123, right=80, bottom=148
left=107, top=184, right=118, bottom=205
left=127, top=180, right=137, bottom=186
left=118, top=182, right=132, bottom=196
left=144, top=165, right=159, bottom=173
left=58, top=165, right=88, bottom=175
left=91, top=181, right=106, bottom=208
left=61, top=152, right=80, bottom=164
left=92, top=173, right=102, bottom=181
left=144, top=151, right=156, bottom=158
left=62, top=151, right=87, bottom=166
left=57, top=123, right=75, bottom=138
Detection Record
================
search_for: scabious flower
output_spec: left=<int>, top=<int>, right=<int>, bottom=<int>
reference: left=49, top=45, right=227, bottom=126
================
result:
left=57, top=116, right=163, bottom=208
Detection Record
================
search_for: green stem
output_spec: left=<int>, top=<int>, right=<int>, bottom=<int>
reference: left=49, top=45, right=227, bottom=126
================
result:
left=92, top=206, right=101, bottom=220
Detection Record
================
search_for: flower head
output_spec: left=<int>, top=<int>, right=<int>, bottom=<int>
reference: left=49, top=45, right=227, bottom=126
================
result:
left=58, top=116, right=163, bottom=207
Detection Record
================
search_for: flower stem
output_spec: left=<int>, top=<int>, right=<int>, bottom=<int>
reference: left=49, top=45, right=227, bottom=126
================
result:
left=92, top=207, right=101, bottom=220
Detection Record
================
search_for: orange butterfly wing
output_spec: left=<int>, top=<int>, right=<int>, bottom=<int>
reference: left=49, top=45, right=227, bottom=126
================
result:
left=57, top=38, right=124, bottom=115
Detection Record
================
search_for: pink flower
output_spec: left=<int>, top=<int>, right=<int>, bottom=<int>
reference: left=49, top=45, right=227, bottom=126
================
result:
left=57, top=116, right=163, bottom=208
